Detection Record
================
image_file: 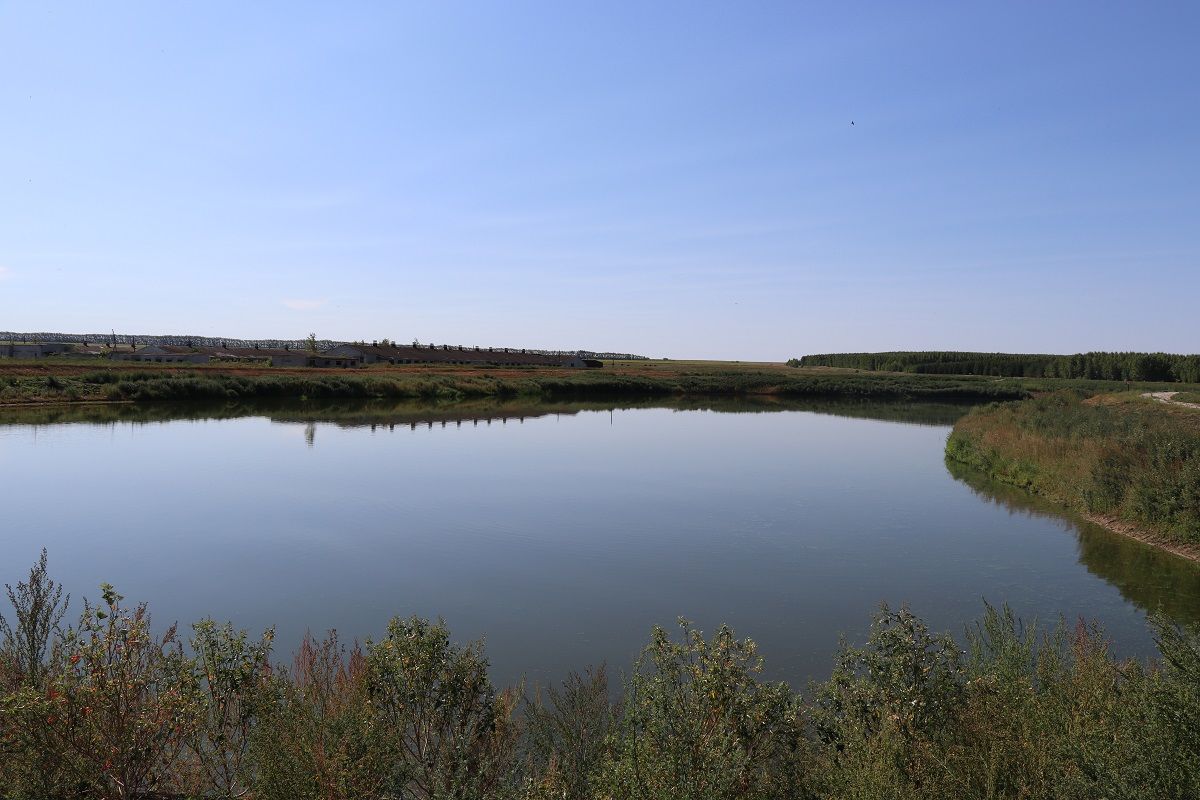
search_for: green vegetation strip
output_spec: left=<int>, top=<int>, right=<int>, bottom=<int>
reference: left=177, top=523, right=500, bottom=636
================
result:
left=0, top=367, right=1029, bottom=406
left=946, top=392, right=1200, bottom=544
left=3, top=553, right=1200, bottom=798
left=794, top=350, right=1200, bottom=382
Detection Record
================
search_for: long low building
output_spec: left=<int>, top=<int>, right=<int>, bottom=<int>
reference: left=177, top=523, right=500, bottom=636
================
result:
left=264, top=351, right=361, bottom=368
left=112, top=345, right=217, bottom=364
left=324, top=343, right=599, bottom=368
left=214, top=346, right=359, bottom=368
left=1, top=342, right=76, bottom=359
left=112, top=344, right=360, bottom=368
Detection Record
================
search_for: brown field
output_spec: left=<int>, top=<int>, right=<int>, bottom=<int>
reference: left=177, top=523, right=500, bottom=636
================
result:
left=0, top=357, right=837, bottom=382
left=0, top=357, right=1054, bottom=409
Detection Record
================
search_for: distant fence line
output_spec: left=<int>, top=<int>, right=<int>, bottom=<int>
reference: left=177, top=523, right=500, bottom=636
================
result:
left=0, top=332, right=650, bottom=361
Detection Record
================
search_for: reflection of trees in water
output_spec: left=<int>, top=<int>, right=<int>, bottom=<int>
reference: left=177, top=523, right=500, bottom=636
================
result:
left=946, top=459, right=1200, bottom=624
left=756, top=398, right=973, bottom=426
left=0, top=396, right=974, bottom=430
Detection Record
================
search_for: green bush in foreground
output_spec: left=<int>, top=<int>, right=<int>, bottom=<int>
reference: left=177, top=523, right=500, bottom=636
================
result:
left=3, top=553, right=1200, bottom=799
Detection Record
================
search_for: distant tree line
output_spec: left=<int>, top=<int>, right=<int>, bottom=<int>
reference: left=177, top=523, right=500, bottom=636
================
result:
left=0, top=332, right=343, bottom=351
left=790, top=351, right=1200, bottom=382
left=0, top=332, right=650, bottom=361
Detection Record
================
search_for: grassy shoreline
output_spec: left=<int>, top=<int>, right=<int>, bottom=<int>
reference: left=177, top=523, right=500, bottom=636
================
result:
left=946, top=391, right=1200, bottom=559
left=0, top=361, right=1033, bottom=406
left=7, top=358, right=1199, bottom=408
left=946, top=458, right=1200, bottom=619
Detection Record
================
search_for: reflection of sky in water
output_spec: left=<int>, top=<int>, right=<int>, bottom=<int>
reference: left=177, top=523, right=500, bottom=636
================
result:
left=5, top=405, right=1198, bottom=689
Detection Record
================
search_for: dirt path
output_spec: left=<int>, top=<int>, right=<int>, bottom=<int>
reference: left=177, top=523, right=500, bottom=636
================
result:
left=1142, top=390, right=1200, bottom=410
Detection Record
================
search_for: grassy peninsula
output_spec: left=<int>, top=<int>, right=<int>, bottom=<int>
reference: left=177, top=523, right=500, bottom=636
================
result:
left=947, top=392, right=1200, bottom=554
left=0, top=360, right=1030, bottom=407
left=3, top=553, right=1200, bottom=800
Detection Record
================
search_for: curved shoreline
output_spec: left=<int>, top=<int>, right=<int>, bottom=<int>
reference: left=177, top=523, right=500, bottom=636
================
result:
left=1082, top=512, right=1200, bottom=564
left=946, top=391, right=1200, bottom=566
left=945, top=452, right=1200, bottom=565
left=946, top=446, right=1200, bottom=565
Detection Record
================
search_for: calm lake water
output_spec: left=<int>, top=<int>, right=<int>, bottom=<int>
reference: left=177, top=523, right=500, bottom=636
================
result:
left=4, top=398, right=1199, bottom=688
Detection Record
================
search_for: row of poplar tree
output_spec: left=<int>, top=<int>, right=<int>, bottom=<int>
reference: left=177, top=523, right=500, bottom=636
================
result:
left=791, top=351, right=1200, bottom=382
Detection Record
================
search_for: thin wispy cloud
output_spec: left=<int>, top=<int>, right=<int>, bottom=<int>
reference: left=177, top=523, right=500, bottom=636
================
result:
left=0, top=266, right=11, bottom=280
left=281, top=298, right=326, bottom=311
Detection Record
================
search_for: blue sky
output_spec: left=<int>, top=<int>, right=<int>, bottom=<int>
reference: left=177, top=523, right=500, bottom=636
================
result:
left=2, top=2, right=1196, bottom=359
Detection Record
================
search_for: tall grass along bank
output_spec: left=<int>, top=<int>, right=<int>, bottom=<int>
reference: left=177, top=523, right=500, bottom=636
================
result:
left=0, top=365, right=1029, bottom=407
left=3, top=553, right=1199, bottom=799
left=946, top=392, right=1200, bottom=553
